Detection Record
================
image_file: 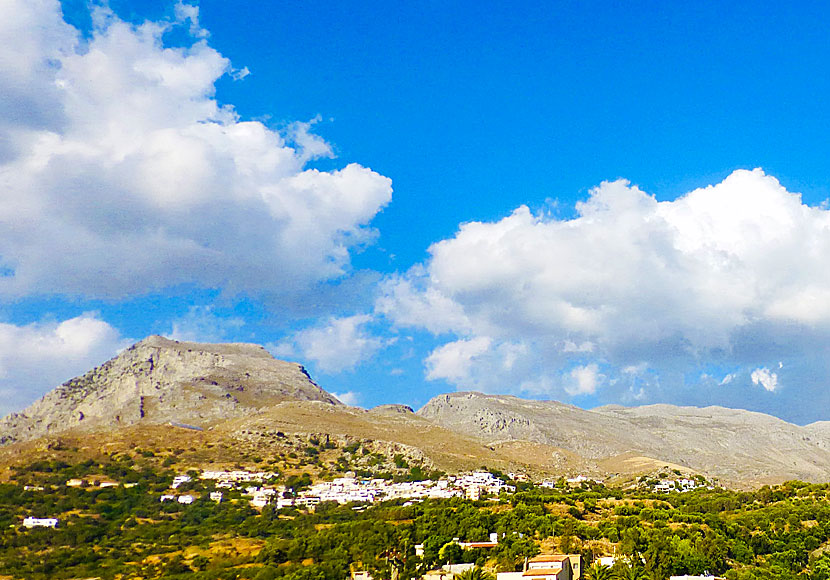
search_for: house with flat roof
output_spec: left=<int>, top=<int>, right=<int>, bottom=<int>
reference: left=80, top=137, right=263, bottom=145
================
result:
left=497, top=554, right=582, bottom=580
left=522, top=555, right=573, bottom=580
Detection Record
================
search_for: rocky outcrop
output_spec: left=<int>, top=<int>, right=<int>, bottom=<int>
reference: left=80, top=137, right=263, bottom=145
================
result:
left=418, top=391, right=830, bottom=484
left=418, top=392, right=634, bottom=457
left=369, top=404, right=414, bottom=415
left=0, top=335, right=338, bottom=445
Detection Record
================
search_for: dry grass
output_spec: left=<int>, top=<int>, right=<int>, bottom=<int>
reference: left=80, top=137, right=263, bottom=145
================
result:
left=0, top=400, right=709, bottom=485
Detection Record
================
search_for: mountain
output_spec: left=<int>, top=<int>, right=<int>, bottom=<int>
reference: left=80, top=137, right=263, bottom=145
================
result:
left=0, top=335, right=339, bottom=445
left=4, top=337, right=830, bottom=487
left=418, top=391, right=830, bottom=485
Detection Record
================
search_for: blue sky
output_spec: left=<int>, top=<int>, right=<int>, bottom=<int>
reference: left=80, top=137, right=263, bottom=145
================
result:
left=3, top=0, right=830, bottom=422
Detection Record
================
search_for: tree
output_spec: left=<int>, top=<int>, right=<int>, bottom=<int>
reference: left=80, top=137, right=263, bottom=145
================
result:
left=454, top=566, right=496, bottom=580
left=439, top=541, right=464, bottom=564
left=614, top=560, right=645, bottom=580
left=191, top=554, right=210, bottom=571
left=254, top=566, right=281, bottom=580
left=584, top=562, right=614, bottom=580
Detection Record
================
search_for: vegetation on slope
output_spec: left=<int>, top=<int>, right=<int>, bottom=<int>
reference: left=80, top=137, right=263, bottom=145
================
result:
left=4, top=455, right=830, bottom=579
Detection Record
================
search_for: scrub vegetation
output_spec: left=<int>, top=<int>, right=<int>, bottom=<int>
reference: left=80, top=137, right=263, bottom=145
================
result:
left=4, top=457, right=830, bottom=579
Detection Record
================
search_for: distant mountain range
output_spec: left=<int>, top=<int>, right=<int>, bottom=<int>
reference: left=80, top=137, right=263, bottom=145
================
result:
left=3, top=336, right=830, bottom=487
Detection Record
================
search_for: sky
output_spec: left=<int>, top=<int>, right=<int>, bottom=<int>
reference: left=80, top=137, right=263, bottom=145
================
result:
left=3, top=0, right=830, bottom=423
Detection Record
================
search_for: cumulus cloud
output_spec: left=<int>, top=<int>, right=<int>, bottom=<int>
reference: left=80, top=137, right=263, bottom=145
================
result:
left=567, top=363, right=601, bottom=396
left=425, top=336, right=492, bottom=384
left=0, top=313, right=129, bottom=416
left=751, top=367, right=778, bottom=392
left=0, top=1, right=392, bottom=301
left=271, top=315, right=387, bottom=373
left=379, top=169, right=830, bottom=410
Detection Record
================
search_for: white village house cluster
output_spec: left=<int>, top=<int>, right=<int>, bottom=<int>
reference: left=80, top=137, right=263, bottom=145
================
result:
left=165, top=470, right=517, bottom=509
left=19, top=469, right=710, bottom=529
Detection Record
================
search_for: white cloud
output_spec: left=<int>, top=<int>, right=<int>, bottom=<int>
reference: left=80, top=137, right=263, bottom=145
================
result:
left=288, top=116, right=335, bottom=163
left=751, top=367, right=778, bottom=392
left=566, top=363, right=600, bottom=396
left=173, top=1, right=208, bottom=38
left=271, top=315, right=386, bottom=373
left=425, top=336, right=492, bottom=384
left=230, top=66, right=250, bottom=81
left=376, top=269, right=472, bottom=335
left=0, top=1, right=392, bottom=302
left=380, top=169, right=830, bottom=405
left=563, top=340, right=595, bottom=353
left=332, top=391, right=360, bottom=406
left=0, top=313, right=129, bottom=416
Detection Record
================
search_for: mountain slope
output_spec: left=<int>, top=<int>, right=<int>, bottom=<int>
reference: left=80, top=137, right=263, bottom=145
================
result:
left=418, top=391, right=830, bottom=484
left=5, top=337, right=830, bottom=487
left=0, top=335, right=339, bottom=445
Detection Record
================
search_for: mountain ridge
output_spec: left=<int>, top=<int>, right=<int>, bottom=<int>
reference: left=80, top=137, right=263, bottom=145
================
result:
left=3, top=337, right=830, bottom=487
left=418, top=391, right=830, bottom=484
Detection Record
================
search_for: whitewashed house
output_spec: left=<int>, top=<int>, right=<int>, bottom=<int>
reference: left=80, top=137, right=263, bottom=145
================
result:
left=23, top=517, right=58, bottom=528
left=171, top=475, right=192, bottom=489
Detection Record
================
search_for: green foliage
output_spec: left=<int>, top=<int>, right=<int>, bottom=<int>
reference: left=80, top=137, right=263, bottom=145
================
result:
left=5, top=458, right=830, bottom=580
left=285, top=473, right=313, bottom=495
left=453, top=566, right=495, bottom=580
left=440, top=541, right=464, bottom=564
left=584, top=562, right=614, bottom=580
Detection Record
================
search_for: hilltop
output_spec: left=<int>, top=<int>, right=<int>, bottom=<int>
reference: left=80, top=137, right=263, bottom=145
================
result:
left=0, top=335, right=339, bottom=446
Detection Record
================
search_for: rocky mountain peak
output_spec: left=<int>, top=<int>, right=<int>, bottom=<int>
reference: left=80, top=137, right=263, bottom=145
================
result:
left=0, top=336, right=339, bottom=446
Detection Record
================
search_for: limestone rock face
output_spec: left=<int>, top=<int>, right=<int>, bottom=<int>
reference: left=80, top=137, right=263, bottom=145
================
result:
left=418, top=391, right=830, bottom=484
left=417, top=392, right=635, bottom=457
left=0, top=335, right=339, bottom=445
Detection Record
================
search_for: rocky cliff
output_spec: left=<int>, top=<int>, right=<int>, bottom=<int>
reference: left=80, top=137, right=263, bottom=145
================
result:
left=418, top=391, right=830, bottom=484
left=0, top=335, right=339, bottom=445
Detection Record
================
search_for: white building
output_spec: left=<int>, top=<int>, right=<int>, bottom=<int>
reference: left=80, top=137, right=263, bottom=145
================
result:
left=23, top=517, right=58, bottom=528
left=276, top=497, right=296, bottom=509
left=177, top=495, right=194, bottom=504
left=171, top=475, right=192, bottom=489
left=652, top=478, right=706, bottom=493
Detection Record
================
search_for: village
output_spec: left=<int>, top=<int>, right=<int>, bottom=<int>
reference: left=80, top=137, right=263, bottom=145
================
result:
left=13, top=459, right=726, bottom=579
left=160, top=469, right=518, bottom=510
left=18, top=467, right=713, bottom=529
left=11, top=464, right=743, bottom=580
